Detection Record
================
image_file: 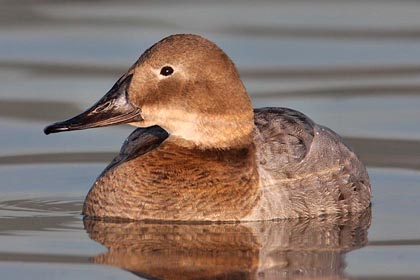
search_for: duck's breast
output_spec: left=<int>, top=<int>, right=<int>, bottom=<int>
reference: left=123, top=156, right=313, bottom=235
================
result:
left=83, top=127, right=260, bottom=221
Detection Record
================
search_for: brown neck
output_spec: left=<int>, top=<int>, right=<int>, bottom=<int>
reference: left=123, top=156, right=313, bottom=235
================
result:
left=167, top=116, right=255, bottom=150
left=140, top=105, right=255, bottom=150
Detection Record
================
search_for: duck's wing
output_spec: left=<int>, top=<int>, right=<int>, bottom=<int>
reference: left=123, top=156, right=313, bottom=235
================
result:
left=102, top=125, right=169, bottom=174
left=253, top=107, right=371, bottom=218
left=253, top=107, right=315, bottom=165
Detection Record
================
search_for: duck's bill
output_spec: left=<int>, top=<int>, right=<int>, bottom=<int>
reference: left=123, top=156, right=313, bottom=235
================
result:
left=44, top=74, right=143, bottom=135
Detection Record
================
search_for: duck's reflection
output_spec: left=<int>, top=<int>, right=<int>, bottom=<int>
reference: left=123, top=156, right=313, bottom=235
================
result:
left=84, top=210, right=370, bottom=280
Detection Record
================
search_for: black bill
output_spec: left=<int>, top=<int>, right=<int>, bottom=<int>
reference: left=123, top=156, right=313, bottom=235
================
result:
left=44, top=74, right=142, bottom=135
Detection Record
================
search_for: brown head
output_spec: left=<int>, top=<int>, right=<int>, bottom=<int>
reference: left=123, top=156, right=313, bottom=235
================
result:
left=44, top=34, right=254, bottom=149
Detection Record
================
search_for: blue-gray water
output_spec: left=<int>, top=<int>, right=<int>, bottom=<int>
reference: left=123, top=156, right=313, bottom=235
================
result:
left=1, top=1, right=420, bottom=279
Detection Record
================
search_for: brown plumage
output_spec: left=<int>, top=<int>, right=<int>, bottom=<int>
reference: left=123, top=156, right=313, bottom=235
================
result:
left=44, top=34, right=371, bottom=221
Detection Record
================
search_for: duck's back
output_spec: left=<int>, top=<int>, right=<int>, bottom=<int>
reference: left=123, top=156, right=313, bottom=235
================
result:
left=248, top=107, right=371, bottom=219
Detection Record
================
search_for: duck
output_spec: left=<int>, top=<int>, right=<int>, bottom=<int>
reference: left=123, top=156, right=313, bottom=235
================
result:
left=44, top=34, right=371, bottom=221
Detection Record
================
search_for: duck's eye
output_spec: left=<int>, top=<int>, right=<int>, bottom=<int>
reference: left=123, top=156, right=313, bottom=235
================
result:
left=160, top=66, right=174, bottom=76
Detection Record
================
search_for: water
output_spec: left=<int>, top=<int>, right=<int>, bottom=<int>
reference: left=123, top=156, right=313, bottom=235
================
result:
left=1, top=0, right=420, bottom=279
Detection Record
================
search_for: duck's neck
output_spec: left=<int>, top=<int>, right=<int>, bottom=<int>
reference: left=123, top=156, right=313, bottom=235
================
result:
left=141, top=107, right=255, bottom=150
left=167, top=113, right=255, bottom=149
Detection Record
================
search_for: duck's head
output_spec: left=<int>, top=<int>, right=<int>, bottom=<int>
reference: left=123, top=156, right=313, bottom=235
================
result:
left=44, top=34, right=254, bottom=149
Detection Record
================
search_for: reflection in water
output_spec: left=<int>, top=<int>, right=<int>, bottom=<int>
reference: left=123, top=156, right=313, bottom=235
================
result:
left=85, top=210, right=370, bottom=280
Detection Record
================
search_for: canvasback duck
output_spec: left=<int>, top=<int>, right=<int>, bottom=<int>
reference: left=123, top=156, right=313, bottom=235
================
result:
left=44, top=34, right=370, bottom=221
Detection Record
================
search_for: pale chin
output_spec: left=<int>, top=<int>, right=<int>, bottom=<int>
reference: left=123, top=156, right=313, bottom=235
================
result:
left=129, top=120, right=167, bottom=130
left=128, top=121, right=148, bottom=127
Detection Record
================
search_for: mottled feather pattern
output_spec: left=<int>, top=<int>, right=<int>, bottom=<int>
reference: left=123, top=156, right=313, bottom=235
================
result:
left=83, top=107, right=370, bottom=221
left=250, top=108, right=371, bottom=219
left=254, top=107, right=315, bottom=166
left=84, top=135, right=260, bottom=221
